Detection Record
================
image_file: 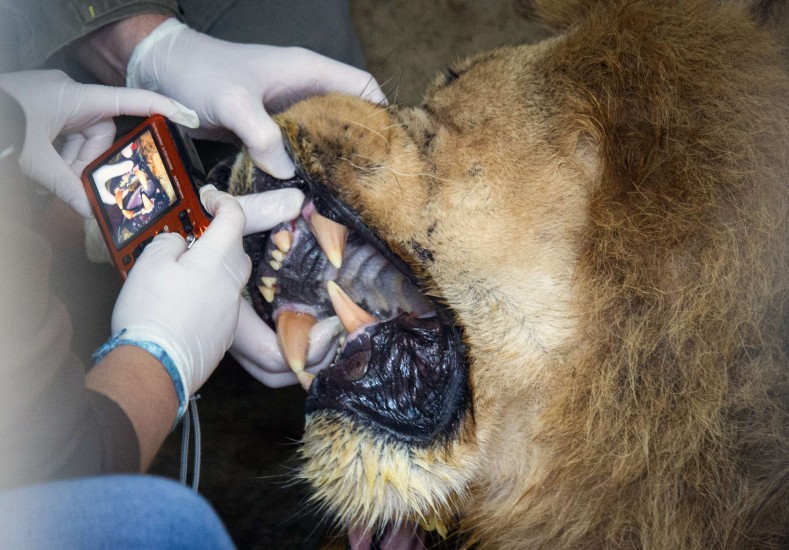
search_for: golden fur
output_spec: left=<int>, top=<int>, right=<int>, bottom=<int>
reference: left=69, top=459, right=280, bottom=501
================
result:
left=234, top=1, right=789, bottom=547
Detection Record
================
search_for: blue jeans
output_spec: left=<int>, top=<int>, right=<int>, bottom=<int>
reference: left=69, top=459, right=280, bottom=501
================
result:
left=0, top=475, right=235, bottom=549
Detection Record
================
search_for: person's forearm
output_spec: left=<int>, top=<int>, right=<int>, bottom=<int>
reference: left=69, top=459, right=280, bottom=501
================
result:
left=72, top=13, right=170, bottom=86
left=85, top=345, right=179, bottom=471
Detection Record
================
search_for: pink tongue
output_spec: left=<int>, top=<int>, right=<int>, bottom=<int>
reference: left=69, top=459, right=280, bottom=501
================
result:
left=348, top=523, right=426, bottom=550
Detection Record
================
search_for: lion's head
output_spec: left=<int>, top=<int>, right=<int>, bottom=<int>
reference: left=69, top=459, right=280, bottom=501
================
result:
left=212, top=1, right=789, bottom=547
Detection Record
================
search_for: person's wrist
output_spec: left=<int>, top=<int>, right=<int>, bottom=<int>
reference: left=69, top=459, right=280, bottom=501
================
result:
left=94, top=328, right=190, bottom=420
left=72, top=13, right=171, bottom=86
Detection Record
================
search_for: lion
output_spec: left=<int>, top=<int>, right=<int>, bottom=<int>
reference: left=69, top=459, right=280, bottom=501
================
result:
left=209, top=0, right=789, bottom=547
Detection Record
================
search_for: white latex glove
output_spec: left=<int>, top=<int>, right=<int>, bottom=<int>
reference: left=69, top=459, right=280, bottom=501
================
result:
left=232, top=190, right=344, bottom=387
left=0, top=70, right=198, bottom=218
left=126, top=19, right=387, bottom=179
left=108, top=185, right=249, bottom=416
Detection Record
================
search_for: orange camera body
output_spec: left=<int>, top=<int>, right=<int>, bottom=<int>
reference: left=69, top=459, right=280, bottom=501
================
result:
left=82, top=115, right=211, bottom=279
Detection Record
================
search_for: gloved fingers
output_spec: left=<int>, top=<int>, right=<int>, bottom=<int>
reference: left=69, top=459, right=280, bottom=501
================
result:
left=235, top=189, right=304, bottom=235
left=231, top=300, right=289, bottom=373
left=136, top=231, right=188, bottom=265
left=75, top=84, right=199, bottom=130
left=74, top=119, right=117, bottom=169
left=231, top=302, right=342, bottom=388
left=306, top=316, right=344, bottom=366
left=214, top=91, right=296, bottom=179
left=191, top=185, right=251, bottom=282
left=270, top=48, right=387, bottom=106
left=59, top=132, right=87, bottom=167
left=234, top=354, right=300, bottom=388
left=59, top=119, right=118, bottom=181
left=21, top=145, right=92, bottom=218
left=305, top=55, right=388, bottom=105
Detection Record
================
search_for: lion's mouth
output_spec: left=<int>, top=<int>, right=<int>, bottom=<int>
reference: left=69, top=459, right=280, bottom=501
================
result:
left=209, top=155, right=469, bottom=447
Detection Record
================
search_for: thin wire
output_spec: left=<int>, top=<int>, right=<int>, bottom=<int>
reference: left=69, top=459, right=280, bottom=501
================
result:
left=179, top=402, right=191, bottom=485
left=190, top=395, right=202, bottom=491
left=178, top=395, right=202, bottom=490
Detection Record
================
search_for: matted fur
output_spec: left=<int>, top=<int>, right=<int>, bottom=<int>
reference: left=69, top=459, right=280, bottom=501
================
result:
left=232, top=0, right=789, bottom=547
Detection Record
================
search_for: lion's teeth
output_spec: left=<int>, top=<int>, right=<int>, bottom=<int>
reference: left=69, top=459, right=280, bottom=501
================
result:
left=258, top=285, right=275, bottom=303
left=269, top=259, right=282, bottom=271
left=276, top=310, right=317, bottom=378
left=308, top=211, right=348, bottom=269
left=271, top=249, right=285, bottom=262
left=260, top=276, right=277, bottom=288
left=272, top=230, right=292, bottom=253
left=295, top=371, right=315, bottom=391
left=326, top=281, right=376, bottom=333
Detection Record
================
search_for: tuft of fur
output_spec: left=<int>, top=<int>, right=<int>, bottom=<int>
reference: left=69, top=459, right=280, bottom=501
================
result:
left=226, top=1, right=789, bottom=547
left=298, top=413, right=477, bottom=536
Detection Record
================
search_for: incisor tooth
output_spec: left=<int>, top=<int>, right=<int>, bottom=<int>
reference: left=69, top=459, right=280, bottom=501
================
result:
left=260, top=276, right=277, bottom=288
left=269, top=259, right=282, bottom=271
left=276, top=310, right=317, bottom=374
left=258, top=285, right=275, bottom=303
left=309, top=211, right=348, bottom=269
left=272, top=230, right=292, bottom=253
left=326, top=281, right=376, bottom=333
left=271, top=249, right=285, bottom=262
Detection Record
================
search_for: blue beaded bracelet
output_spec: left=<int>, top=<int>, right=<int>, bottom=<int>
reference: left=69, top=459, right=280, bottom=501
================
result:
left=93, top=329, right=188, bottom=421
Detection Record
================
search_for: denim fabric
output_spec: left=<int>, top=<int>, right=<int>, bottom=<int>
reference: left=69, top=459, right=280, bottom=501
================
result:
left=0, top=475, right=236, bottom=549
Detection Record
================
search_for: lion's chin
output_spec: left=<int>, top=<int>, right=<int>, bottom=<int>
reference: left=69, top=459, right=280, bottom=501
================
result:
left=299, top=412, right=475, bottom=543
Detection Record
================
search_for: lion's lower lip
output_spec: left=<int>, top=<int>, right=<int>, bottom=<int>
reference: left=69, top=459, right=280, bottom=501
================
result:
left=305, top=312, right=469, bottom=446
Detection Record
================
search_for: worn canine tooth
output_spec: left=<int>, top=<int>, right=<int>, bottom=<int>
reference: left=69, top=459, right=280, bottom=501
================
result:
left=295, top=371, right=315, bottom=391
left=272, top=230, right=292, bottom=253
left=276, top=310, right=317, bottom=377
left=309, top=211, right=348, bottom=269
left=258, top=285, right=275, bottom=303
left=260, top=276, right=277, bottom=288
left=326, top=281, right=377, bottom=333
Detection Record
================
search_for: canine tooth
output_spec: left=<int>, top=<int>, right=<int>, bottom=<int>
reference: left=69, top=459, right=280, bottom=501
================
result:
left=258, top=285, right=275, bottom=303
left=260, top=276, right=277, bottom=288
left=272, top=230, right=292, bottom=253
left=295, top=371, right=315, bottom=391
left=326, top=281, right=376, bottom=333
left=269, top=259, right=282, bottom=270
left=271, top=249, right=285, bottom=262
left=309, top=211, right=348, bottom=269
left=276, top=310, right=317, bottom=375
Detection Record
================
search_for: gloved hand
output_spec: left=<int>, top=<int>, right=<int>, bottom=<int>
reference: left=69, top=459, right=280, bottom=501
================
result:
left=126, top=19, right=387, bottom=179
left=232, top=191, right=344, bottom=387
left=0, top=70, right=198, bottom=218
left=108, top=185, right=249, bottom=416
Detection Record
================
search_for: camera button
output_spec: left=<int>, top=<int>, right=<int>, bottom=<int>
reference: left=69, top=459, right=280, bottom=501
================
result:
left=132, top=236, right=155, bottom=259
left=122, top=255, right=132, bottom=266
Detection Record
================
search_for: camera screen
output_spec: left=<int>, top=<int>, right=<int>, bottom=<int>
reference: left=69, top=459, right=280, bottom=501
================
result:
left=88, top=128, right=180, bottom=249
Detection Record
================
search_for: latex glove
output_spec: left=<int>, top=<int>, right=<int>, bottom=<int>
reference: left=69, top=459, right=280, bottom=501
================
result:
left=126, top=19, right=387, bottom=179
left=231, top=190, right=344, bottom=387
left=108, top=185, right=249, bottom=416
left=0, top=70, right=198, bottom=218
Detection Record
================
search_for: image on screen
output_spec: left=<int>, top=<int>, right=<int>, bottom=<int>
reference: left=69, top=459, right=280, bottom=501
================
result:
left=89, top=129, right=179, bottom=249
